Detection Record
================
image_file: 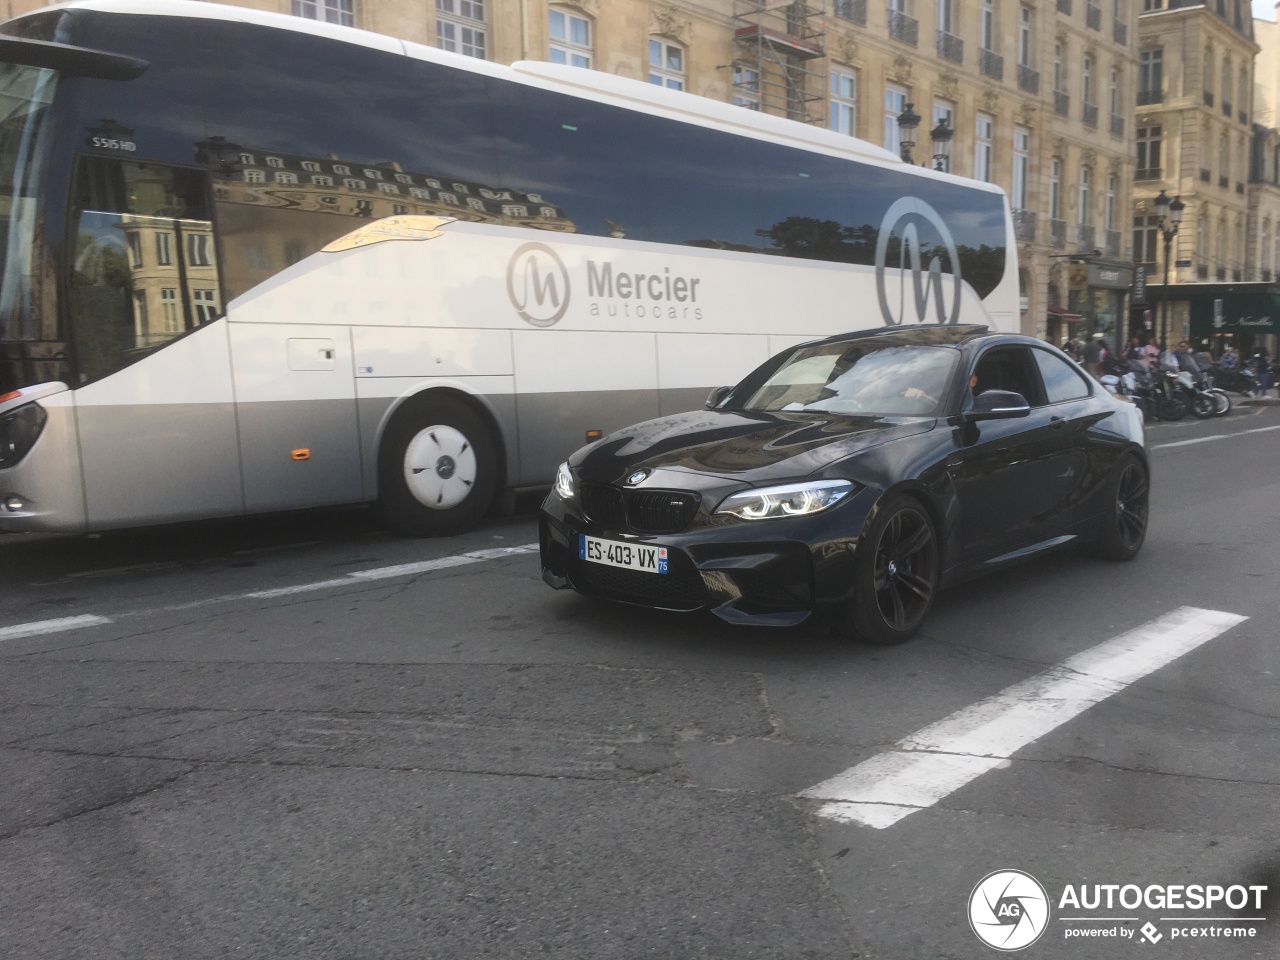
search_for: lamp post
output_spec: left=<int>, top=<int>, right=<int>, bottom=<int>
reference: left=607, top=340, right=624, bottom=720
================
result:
left=1153, top=189, right=1184, bottom=347
left=897, top=102, right=921, bottom=163
left=929, top=119, right=952, bottom=172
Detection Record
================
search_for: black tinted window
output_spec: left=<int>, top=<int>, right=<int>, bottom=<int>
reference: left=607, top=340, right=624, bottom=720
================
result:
left=490, top=82, right=648, bottom=238
left=752, top=141, right=857, bottom=262
left=1032, top=348, right=1092, bottom=403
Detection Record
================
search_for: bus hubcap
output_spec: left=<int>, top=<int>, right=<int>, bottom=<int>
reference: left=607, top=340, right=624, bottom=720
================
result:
left=404, top=425, right=476, bottom=510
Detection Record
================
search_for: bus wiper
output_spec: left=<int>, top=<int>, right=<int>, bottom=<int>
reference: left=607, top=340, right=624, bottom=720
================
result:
left=0, top=35, right=147, bottom=81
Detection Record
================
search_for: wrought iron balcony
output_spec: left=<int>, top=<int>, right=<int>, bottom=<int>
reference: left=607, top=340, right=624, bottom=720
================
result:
left=980, top=48, right=1003, bottom=80
left=1105, top=230, right=1121, bottom=257
left=1203, top=90, right=1214, bottom=107
left=1113, top=20, right=1127, bottom=45
left=1051, top=218, right=1067, bottom=249
left=1222, top=100, right=1232, bottom=117
left=1083, top=103, right=1098, bottom=127
left=1200, top=168, right=1211, bottom=182
left=1197, top=264, right=1208, bottom=280
left=1110, top=114, right=1124, bottom=137
left=1017, top=64, right=1040, bottom=93
left=1057, top=0, right=1072, bottom=13
left=937, top=30, right=963, bottom=63
left=832, top=0, right=867, bottom=24
left=1219, top=175, right=1229, bottom=189
left=1239, top=110, right=1248, bottom=124
left=1012, top=209, right=1037, bottom=242
left=889, top=10, right=918, bottom=45
left=1135, top=168, right=1162, bottom=181
left=1086, top=3, right=1101, bottom=30
left=1054, top=91, right=1070, bottom=116
left=1137, top=89, right=1162, bottom=106
left=1232, top=269, right=1242, bottom=281
left=1236, top=182, right=1244, bottom=194
left=1077, top=224, right=1096, bottom=252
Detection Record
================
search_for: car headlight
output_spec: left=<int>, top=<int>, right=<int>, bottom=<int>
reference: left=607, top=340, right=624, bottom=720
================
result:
left=554, top=461, right=576, bottom=500
left=715, top=479, right=854, bottom=520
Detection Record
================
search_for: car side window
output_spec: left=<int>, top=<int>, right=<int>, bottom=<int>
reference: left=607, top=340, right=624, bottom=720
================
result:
left=1031, top=348, right=1092, bottom=404
left=971, top=346, right=1043, bottom=405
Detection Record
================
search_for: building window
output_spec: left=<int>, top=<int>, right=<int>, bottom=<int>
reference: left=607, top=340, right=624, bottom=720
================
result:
left=344, top=178, right=367, bottom=190
left=1082, top=55, right=1094, bottom=107
left=1240, top=67, right=1249, bottom=117
left=884, top=84, right=910, bottom=153
left=333, top=164, right=350, bottom=175
left=980, top=0, right=996, bottom=51
left=1138, top=48, right=1162, bottom=99
left=312, top=175, right=334, bottom=186
left=274, top=171, right=298, bottom=184
left=549, top=7, right=592, bottom=68
left=193, top=289, right=220, bottom=325
left=1136, top=125, right=1161, bottom=177
left=266, top=157, right=284, bottom=169
left=378, top=182, right=400, bottom=194
left=830, top=68, right=857, bottom=135
left=437, top=0, right=487, bottom=59
left=161, top=288, right=179, bottom=331
left=127, top=231, right=142, bottom=269
left=938, top=0, right=955, bottom=35
left=649, top=39, right=685, bottom=90
left=734, top=65, right=761, bottom=110
left=302, top=161, right=321, bottom=173
left=1054, top=41, right=1065, bottom=93
left=975, top=112, right=994, bottom=182
left=1078, top=168, right=1092, bottom=226
left=187, top=234, right=212, bottom=267
left=395, top=173, right=413, bottom=184
left=292, top=0, right=354, bottom=27
left=1110, top=68, right=1120, bottom=116
left=1133, top=214, right=1160, bottom=267
left=155, top=231, right=173, bottom=267
left=1012, top=126, right=1030, bottom=210
left=239, top=153, right=255, bottom=166
left=1105, top=175, right=1117, bottom=231
left=1050, top=158, right=1062, bottom=221
left=1204, top=46, right=1214, bottom=100
left=243, top=169, right=264, bottom=184
left=1018, top=6, right=1033, bottom=67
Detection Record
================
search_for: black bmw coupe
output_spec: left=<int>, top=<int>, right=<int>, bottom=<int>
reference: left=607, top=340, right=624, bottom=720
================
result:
left=539, top=325, right=1149, bottom=643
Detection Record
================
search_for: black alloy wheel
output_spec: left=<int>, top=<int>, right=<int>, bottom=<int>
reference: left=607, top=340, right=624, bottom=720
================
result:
left=840, top=495, right=939, bottom=644
left=1084, top=455, right=1149, bottom=561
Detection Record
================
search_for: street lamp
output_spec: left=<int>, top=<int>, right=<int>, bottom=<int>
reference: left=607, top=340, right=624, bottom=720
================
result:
left=930, top=118, right=953, bottom=172
left=897, top=102, right=921, bottom=163
left=1153, top=190, right=1185, bottom=347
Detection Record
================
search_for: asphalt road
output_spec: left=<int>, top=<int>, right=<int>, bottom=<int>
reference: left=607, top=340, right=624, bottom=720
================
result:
left=1, top=403, right=1278, bottom=960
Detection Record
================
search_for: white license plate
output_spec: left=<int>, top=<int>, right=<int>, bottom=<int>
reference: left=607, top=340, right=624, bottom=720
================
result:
left=579, top=535, right=668, bottom=574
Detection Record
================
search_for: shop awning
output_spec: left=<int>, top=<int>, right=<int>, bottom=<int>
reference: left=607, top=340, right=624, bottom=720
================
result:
left=1048, top=306, right=1084, bottom=324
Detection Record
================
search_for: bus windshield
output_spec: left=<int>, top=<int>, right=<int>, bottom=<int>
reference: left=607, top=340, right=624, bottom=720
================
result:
left=0, top=60, right=58, bottom=391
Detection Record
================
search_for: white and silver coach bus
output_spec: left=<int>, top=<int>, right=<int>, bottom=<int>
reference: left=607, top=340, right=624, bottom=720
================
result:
left=0, top=0, right=1019, bottom=536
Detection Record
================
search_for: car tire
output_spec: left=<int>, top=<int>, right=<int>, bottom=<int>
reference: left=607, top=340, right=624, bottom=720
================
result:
left=838, top=494, right=939, bottom=645
left=1083, top=455, right=1149, bottom=562
left=377, top=396, right=498, bottom=537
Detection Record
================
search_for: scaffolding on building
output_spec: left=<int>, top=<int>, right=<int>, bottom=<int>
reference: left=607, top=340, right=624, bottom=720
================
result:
left=731, top=1, right=827, bottom=125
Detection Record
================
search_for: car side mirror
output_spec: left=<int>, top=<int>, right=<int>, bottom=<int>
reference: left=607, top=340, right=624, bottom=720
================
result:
left=965, top=389, right=1031, bottom=421
left=705, top=385, right=732, bottom=409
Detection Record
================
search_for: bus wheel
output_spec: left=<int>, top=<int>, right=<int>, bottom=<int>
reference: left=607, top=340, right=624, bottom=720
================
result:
left=378, top=397, right=498, bottom=537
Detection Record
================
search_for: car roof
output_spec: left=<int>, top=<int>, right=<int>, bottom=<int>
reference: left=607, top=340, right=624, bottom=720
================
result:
left=803, top=324, right=994, bottom=351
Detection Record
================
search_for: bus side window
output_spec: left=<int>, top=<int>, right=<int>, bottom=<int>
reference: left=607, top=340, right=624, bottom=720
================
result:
left=68, top=156, right=220, bottom=383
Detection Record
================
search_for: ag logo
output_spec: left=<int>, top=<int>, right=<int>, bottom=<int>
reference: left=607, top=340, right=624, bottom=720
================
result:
left=874, top=196, right=963, bottom=326
left=507, top=241, right=570, bottom=327
left=968, top=869, right=1050, bottom=951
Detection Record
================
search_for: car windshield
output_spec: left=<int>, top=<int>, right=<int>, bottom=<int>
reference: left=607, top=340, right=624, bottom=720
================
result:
left=740, top=342, right=959, bottom=417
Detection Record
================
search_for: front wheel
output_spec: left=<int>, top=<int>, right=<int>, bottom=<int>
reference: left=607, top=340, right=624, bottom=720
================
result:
left=1083, top=455, right=1149, bottom=561
left=837, top=495, right=939, bottom=645
left=1211, top=389, right=1232, bottom=417
left=377, top=396, right=499, bottom=537
left=1190, top=391, right=1217, bottom=419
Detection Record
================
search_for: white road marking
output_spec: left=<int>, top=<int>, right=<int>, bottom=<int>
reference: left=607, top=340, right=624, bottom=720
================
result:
left=800, top=606, right=1248, bottom=829
left=0, top=614, right=113, bottom=641
left=241, top=543, right=538, bottom=599
left=1150, top=423, right=1280, bottom=450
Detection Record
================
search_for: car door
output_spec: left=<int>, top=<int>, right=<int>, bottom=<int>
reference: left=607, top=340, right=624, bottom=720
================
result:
left=947, top=344, right=1086, bottom=562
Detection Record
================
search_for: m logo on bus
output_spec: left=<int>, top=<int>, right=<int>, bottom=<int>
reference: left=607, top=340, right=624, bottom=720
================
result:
left=874, top=197, right=963, bottom=326
left=507, top=242, right=570, bottom=327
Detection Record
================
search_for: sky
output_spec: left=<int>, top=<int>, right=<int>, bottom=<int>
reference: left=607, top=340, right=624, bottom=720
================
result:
left=1256, top=0, right=1277, bottom=22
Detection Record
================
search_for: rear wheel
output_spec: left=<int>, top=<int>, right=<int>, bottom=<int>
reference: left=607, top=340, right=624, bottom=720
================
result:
left=377, top=396, right=498, bottom=537
left=1084, top=455, right=1149, bottom=561
left=838, top=495, right=939, bottom=645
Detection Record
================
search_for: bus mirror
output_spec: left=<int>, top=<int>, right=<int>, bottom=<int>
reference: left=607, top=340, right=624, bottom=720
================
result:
left=0, top=36, right=148, bottom=81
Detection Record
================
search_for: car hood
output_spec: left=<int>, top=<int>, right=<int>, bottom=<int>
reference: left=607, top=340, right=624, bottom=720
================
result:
left=572, top=409, right=937, bottom=486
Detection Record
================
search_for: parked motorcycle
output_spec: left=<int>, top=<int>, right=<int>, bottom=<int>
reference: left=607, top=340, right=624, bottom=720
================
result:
left=1175, top=368, right=1230, bottom=418
left=1210, top=363, right=1259, bottom=397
